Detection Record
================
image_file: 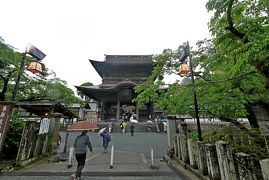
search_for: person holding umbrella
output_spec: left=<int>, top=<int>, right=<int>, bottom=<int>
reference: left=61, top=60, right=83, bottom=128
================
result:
left=71, top=130, right=93, bottom=180
left=100, top=127, right=111, bottom=152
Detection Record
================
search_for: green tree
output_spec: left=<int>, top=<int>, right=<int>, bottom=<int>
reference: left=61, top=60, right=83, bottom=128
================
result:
left=206, top=0, right=269, bottom=80
left=134, top=41, right=268, bottom=128
left=42, top=77, right=83, bottom=105
left=204, top=0, right=269, bottom=127
left=20, top=72, right=83, bottom=105
left=135, top=1, right=269, bottom=129
left=1, top=112, right=25, bottom=159
left=0, top=38, right=22, bottom=101
left=77, top=82, right=93, bottom=101
left=0, top=37, right=82, bottom=105
left=0, top=38, right=83, bottom=160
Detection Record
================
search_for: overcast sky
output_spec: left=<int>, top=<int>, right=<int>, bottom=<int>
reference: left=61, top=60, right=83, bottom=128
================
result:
left=0, top=0, right=211, bottom=92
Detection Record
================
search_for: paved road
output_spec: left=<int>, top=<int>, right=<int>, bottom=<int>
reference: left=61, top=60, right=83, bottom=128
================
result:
left=0, top=132, right=189, bottom=180
left=61, top=131, right=169, bottom=159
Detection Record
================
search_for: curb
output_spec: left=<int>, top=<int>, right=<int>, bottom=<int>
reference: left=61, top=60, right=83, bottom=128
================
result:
left=163, top=155, right=207, bottom=180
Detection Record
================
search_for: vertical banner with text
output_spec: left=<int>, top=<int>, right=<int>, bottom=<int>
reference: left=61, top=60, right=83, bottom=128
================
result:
left=0, top=102, right=14, bottom=154
left=39, top=118, right=50, bottom=134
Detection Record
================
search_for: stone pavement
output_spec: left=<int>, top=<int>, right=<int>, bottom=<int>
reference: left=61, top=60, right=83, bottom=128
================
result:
left=0, top=132, right=193, bottom=180
left=0, top=150, right=187, bottom=179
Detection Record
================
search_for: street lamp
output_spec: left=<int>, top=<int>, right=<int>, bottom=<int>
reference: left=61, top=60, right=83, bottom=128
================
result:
left=11, top=44, right=46, bottom=101
left=178, top=41, right=202, bottom=141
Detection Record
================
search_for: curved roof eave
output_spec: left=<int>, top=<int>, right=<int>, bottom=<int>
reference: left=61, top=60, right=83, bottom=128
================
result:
left=107, top=81, right=137, bottom=89
left=75, top=81, right=137, bottom=101
left=76, top=81, right=137, bottom=91
left=89, top=59, right=104, bottom=78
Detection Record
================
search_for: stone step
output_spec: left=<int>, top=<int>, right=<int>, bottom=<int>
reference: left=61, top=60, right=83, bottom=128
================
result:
left=97, top=122, right=159, bottom=132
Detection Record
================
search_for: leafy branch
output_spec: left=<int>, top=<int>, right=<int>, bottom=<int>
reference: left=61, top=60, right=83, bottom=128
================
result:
left=226, top=0, right=249, bottom=43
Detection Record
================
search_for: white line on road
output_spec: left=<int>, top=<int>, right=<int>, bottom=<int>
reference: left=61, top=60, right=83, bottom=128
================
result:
left=86, top=152, right=103, bottom=161
left=140, top=153, right=148, bottom=163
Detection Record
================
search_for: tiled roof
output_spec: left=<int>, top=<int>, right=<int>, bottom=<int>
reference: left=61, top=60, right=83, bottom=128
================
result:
left=67, top=120, right=98, bottom=131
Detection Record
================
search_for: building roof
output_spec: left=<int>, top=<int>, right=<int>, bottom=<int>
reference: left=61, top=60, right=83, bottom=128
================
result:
left=89, top=60, right=104, bottom=78
left=80, top=55, right=153, bottom=102
left=76, top=81, right=137, bottom=102
left=105, top=55, right=153, bottom=63
left=15, top=101, right=78, bottom=118
left=89, top=55, right=153, bottom=78
left=67, top=120, right=98, bottom=131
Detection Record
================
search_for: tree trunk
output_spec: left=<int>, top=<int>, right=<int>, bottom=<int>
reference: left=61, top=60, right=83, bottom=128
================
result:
left=219, top=116, right=247, bottom=130
left=0, top=76, right=8, bottom=101
left=245, top=103, right=259, bottom=128
left=260, top=102, right=269, bottom=119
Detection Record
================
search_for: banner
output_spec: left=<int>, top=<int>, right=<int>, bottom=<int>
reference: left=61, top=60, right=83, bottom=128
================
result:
left=39, top=118, right=50, bottom=134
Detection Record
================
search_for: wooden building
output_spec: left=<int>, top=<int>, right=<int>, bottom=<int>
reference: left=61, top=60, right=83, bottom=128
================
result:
left=76, top=55, right=153, bottom=121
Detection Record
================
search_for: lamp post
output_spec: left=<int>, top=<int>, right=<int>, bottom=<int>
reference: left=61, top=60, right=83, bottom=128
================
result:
left=1, top=44, right=45, bottom=155
left=11, top=49, right=27, bottom=101
left=179, top=41, right=202, bottom=141
left=11, top=44, right=46, bottom=101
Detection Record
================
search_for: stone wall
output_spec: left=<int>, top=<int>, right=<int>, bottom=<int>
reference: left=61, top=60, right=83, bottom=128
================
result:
left=182, top=121, right=250, bottom=133
left=173, top=134, right=269, bottom=180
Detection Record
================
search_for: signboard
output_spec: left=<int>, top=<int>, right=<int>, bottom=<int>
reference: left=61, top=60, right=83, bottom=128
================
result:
left=0, top=105, right=12, bottom=140
left=27, top=44, right=46, bottom=60
left=0, top=103, right=14, bottom=154
left=39, top=118, right=50, bottom=134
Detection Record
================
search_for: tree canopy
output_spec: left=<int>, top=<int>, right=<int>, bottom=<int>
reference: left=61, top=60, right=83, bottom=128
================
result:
left=134, top=0, right=269, bottom=128
left=0, top=37, right=82, bottom=105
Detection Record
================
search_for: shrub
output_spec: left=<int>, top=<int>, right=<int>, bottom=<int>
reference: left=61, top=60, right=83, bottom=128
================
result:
left=188, top=131, right=199, bottom=141
left=1, top=114, right=25, bottom=159
left=202, top=125, right=269, bottom=161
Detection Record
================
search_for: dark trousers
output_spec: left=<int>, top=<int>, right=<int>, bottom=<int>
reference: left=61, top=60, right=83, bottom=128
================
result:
left=103, top=138, right=109, bottom=150
left=131, top=130, right=134, bottom=136
left=75, top=153, right=86, bottom=177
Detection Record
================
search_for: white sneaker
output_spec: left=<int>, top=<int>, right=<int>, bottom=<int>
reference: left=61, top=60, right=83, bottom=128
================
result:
left=71, top=174, right=76, bottom=180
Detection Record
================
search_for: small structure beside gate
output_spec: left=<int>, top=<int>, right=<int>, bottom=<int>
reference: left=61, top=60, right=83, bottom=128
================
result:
left=14, top=101, right=78, bottom=166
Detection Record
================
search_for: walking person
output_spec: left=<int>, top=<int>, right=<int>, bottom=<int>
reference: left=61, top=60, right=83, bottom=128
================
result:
left=71, top=130, right=93, bottom=180
left=147, top=123, right=152, bottom=133
left=120, top=121, right=124, bottom=133
left=101, top=127, right=111, bottom=152
left=108, top=122, right=114, bottom=133
left=122, top=121, right=127, bottom=133
left=130, top=123, right=135, bottom=136
left=163, top=122, right=167, bottom=133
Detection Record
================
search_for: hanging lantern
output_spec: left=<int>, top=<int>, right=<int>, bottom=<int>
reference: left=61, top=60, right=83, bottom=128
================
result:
left=27, top=61, right=42, bottom=74
left=179, top=63, right=190, bottom=75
